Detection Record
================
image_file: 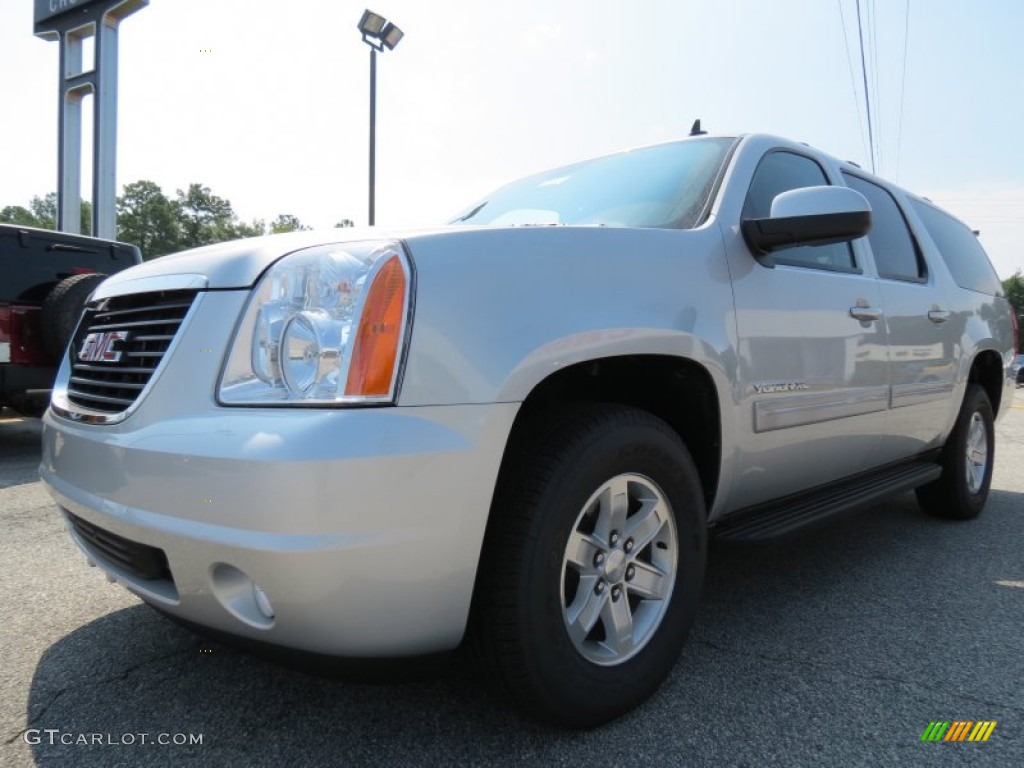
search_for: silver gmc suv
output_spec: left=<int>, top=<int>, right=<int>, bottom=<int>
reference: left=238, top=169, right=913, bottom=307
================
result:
left=40, top=132, right=1017, bottom=727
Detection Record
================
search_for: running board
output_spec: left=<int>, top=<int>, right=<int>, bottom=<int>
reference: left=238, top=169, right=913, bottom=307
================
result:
left=712, top=461, right=942, bottom=542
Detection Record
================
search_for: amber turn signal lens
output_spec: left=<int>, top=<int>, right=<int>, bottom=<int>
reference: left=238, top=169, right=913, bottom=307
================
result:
left=344, top=255, right=407, bottom=397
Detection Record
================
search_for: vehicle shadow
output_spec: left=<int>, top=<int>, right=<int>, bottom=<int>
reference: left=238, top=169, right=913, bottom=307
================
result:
left=22, top=602, right=536, bottom=766
left=22, top=488, right=1024, bottom=766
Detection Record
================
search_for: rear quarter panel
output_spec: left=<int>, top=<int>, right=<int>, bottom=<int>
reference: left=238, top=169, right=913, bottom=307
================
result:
left=896, top=198, right=1017, bottom=424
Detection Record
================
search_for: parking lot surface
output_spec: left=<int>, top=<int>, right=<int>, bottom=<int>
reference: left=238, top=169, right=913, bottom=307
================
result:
left=2, top=394, right=1023, bottom=767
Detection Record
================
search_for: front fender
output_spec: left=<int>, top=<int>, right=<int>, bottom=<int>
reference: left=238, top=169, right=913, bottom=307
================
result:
left=397, top=225, right=738, bottom=407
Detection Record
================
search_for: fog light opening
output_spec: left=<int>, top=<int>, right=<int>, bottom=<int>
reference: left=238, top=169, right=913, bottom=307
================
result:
left=210, top=563, right=275, bottom=630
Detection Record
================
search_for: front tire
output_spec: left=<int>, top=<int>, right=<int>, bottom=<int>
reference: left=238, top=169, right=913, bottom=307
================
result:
left=916, top=384, right=995, bottom=520
left=472, top=405, right=707, bottom=728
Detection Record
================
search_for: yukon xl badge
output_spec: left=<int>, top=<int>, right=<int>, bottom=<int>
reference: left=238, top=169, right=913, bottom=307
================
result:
left=753, top=381, right=809, bottom=394
left=78, top=331, right=129, bottom=362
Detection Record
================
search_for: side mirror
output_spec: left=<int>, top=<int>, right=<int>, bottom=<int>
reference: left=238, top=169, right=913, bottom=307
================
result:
left=742, top=185, right=871, bottom=256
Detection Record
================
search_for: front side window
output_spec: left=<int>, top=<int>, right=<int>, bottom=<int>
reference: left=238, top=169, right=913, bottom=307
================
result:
left=450, top=138, right=736, bottom=230
left=843, top=173, right=925, bottom=281
left=743, top=151, right=856, bottom=271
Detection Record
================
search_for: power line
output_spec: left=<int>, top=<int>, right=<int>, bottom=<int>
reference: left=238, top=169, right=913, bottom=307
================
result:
left=837, top=0, right=870, bottom=165
left=855, top=0, right=876, bottom=173
left=872, top=0, right=880, bottom=171
left=868, top=0, right=884, bottom=171
left=895, top=0, right=911, bottom=181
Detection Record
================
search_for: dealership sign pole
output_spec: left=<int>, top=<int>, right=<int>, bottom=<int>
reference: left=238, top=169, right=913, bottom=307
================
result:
left=34, top=0, right=148, bottom=240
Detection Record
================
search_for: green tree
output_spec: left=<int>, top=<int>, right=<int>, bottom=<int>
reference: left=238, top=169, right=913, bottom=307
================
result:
left=1003, top=270, right=1024, bottom=324
left=3, top=184, right=334, bottom=251
left=117, top=180, right=181, bottom=258
left=79, top=200, right=92, bottom=235
left=270, top=214, right=308, bottom=234
left=233, top=219, right=266, bottom=239
left=0, top=205, right=38, bottom=226
left=29, top=193, right=92, bottom=234
left=1, top=193, right=91, bottom=234
left=29, top=193, right=56, bottom=229
left=176, top=184, right=236, bottom=249
left=334, top=218, right=355, bottom=228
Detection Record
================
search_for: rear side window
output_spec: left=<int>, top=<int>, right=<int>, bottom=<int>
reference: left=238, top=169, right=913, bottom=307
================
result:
left=910, top=200, right=1003, bottom=296
left=743, top=151, right=856, bottom=271
left=842, top=173, right=924, bottom=281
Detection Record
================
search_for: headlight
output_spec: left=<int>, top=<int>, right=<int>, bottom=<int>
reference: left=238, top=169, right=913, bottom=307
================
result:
left=218, top=241, right=412, bottom=405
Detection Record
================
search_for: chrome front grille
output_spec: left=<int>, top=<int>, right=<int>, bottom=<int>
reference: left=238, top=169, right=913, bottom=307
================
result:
left=66, top=289, right=198, bottom=414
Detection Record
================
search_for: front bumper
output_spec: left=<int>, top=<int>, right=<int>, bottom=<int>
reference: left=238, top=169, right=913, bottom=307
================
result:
left=40, top=289, right=518, bottom=656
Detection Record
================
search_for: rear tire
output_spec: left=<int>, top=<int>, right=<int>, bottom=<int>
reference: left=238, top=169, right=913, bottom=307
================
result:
left=916, top=384, right=994, bottom=520
left=41, top=273, right=106, bottom=361
left=471, top=404, right=706, bottom=728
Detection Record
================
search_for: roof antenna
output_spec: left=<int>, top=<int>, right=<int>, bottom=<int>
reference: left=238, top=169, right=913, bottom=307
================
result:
left=689, top=119, right=707, bottom=136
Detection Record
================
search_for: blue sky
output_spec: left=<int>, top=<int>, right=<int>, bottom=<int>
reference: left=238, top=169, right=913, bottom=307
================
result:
left=1, top=0, right=1022, bottom=277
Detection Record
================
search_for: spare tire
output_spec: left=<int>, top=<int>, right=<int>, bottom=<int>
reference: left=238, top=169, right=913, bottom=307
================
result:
left=41, top=273, right=107, bottom=361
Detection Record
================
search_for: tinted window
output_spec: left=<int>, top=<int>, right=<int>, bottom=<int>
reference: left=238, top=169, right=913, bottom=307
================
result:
left=910, top=200, right=1003, bottom=296
left=843, top=173, right=924, bottom=281
left=743, top=151, right=855, bottom=271
left=450, top=138, right=735, bottom=229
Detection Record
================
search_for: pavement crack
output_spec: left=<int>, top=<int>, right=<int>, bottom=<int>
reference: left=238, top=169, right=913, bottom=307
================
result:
left=3, top=728, right=29, bottom=746
left=695, top=639, right=1024, bottom=714
left=10, top=646, right=194, bottom=740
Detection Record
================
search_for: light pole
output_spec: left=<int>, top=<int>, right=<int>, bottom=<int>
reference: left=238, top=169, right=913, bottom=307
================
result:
left=358, top=10, right=404, bottom=226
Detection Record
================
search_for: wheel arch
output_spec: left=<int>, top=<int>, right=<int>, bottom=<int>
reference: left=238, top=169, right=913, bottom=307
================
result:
left=464, top=354, right=724, bottom=647
left=969, top=348, right=1004, bottom=414
left=512, top=355, right=720, bottom=507
left=489, top=354, right=723, bottom=535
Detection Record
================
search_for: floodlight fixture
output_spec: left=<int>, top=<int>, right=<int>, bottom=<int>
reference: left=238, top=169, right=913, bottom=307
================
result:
left=359, top=9, right=403, bottom=51
left=358, top=10, right=387, bottom=38
left=380, top=22, right=404, bottom=50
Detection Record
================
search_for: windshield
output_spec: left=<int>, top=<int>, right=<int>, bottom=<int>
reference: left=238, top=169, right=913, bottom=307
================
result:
left=450, top=137, right=735, bottom=229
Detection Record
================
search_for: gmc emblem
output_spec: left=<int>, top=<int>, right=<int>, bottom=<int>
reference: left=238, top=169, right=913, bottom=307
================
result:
left=78, top=331, right=129, bottom=363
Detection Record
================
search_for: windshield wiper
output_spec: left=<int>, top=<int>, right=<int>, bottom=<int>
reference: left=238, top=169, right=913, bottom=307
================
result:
left=451, top=201, right=488, bottom=223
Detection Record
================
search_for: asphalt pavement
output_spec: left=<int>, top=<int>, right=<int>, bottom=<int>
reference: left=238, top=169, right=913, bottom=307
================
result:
left=2, top=394, right=1023, bottom=767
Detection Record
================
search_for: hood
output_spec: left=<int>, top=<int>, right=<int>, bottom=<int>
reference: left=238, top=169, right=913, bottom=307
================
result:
left=92, top=226, right=462, bottom=298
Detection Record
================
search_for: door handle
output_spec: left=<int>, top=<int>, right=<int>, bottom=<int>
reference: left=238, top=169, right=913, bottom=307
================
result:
left=927, top=309, right=950, bottom=324
left=849, top=306, right=883, bottom=322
